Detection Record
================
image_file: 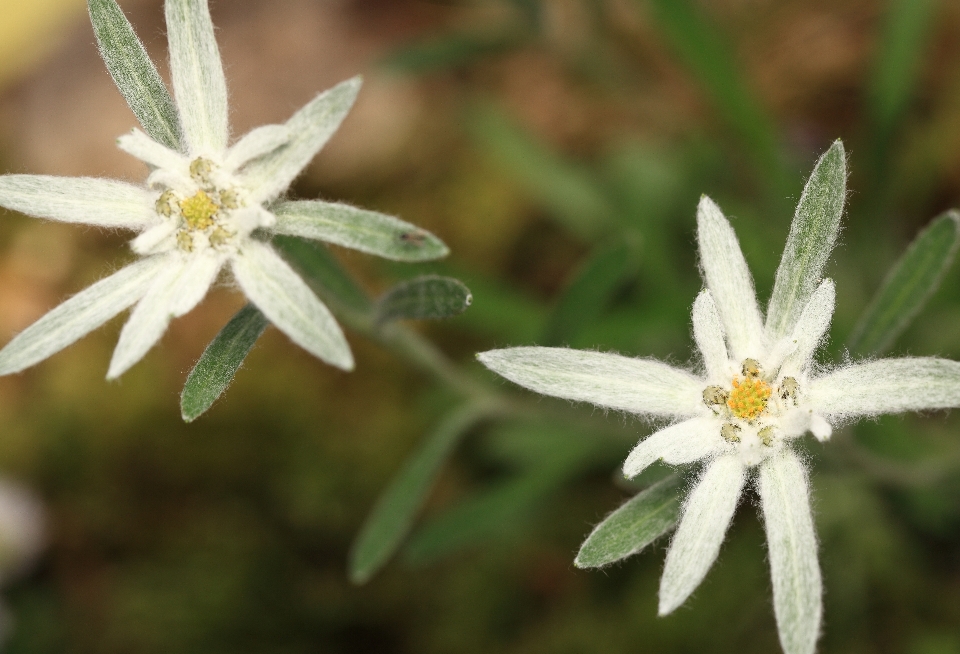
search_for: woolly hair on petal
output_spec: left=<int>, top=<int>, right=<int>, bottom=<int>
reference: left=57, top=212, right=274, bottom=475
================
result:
left=691, top=289, right=729, bottom=383
left=477, top=347, right=703, bottom=418
left=696, top=197, right=765, bottom=362
left=0, top=175, right=156, bottom=229
left=623, top=417, right=722, bottom=478
left=659, top=455, right=746, bottom=615
left=809, top=358, right=960, bottom=421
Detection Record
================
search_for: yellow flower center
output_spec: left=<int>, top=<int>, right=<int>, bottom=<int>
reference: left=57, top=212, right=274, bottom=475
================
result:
left=180, top=191, right=219, bottom=230
left=727, top=376, right=771, bottom=421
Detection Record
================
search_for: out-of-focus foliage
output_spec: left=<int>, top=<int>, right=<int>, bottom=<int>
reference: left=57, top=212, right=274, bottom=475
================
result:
left=2, top=0, right=960, bottom=652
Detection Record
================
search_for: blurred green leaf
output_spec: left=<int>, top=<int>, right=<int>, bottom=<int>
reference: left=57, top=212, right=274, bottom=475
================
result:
left=468, top=105, right=614, bottom=239
left=180, top=305, right=269, bottom=422
left=848, top=210, right=960, bottom=355
left=574, top=474, right=682, bottom=568
left=274, top=236, right=372, bottom=316
left=349, top=405, right=485, bottom=584
left=88, top=0, right=184, bottom=151
left=404, top=424, right=608, bottom=564
left=375, top=276, right=472, bottom=324
left=869, top=0, right=940, bottom=147
left=382, top=30, right=528, bottom=74
left=544, top=242, right=633, bottom=345
left=766, top=140, right=846, bottom=338
left=272, top=201, right=449, bottom=262
left=645, top=0, right=787, bottom=195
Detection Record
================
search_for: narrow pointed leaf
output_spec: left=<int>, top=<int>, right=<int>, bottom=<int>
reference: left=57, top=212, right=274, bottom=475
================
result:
left=575, top=474, right=683, bottom=568
left=766, top=140, right=846, bottom=338
left=349, top=405, right=485, bottom=584
left=271, top=200, right=449, bottom=262
left=848, top=210, right=960, bottom=355
left=544, top=242, right=632, bottom=346
left=374, top=276, right=472, bottom=324
left=180, top=304, right=269, bottom=422
left=88, top=0, right=184, bottom=151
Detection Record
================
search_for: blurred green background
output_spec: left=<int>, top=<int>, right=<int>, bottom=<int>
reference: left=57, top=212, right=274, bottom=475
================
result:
left=2, top=0, right=960, bottom=651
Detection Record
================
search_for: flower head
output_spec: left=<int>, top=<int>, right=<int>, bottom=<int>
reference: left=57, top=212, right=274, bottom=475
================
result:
left=477, top=141, right=960, bottom=654
left=0, top=0, right=447, bottom=379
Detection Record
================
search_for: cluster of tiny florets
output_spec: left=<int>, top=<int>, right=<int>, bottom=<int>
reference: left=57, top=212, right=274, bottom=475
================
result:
left=154, top=158, right=241, bottom=252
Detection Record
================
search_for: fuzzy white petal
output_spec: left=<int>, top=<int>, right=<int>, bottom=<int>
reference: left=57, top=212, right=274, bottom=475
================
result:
left=692, top=290, right=729, bottom=383
left=758, top=450, right=822, bottom=654
left=116, top=128, right=189, bottom=171
left=809, top=414, right=832, bottom=442
left=223, top=124, right=291, bottom=172
left=697, top=196, right=765, bottom=361
left=239, top=77, right=362, bottom=204
left=659, top=454, right=745, bottom=615
left=131, top=222, right=178, bottom=255
left=107, top=253, right=222, bottom=378
left=809, top=358, right=960, bottom=421
left=0, top=175, right=155, bottom=229
left=778, top=279, right=835, bottom=376
left=165, top=0, right=228, bottom=154
left=623, top=417, right=722, bottom=478
left=478, top=347, right=703, bottom=418
left=0, top=257, right=167, bottom=375
left=231, top=241, right=353, bottom=370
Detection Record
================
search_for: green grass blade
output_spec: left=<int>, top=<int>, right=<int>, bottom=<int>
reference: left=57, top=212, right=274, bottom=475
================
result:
left=544, top=243, right=633, bottom=345
left=88, top=0, right=184, bottom=151
left=180, top=304, right=269, bottom=422
left=646, top=0, right=786, bottom=195
left=848, top=210, right=960, bottom=355
left=273, top=236, right=373, bottom=317
left=869, top=0, right=940, bottom=147
left=375, top=276, right=472, bottom=324
left=349, top=405, right=486, bottom=584
left=382, top=30, right=527, bottom=74
left=574, top=474, right=683, bottom=568
left=468, top=105, right=614, bottom=239
left=766, top=140, right=847, bottom=338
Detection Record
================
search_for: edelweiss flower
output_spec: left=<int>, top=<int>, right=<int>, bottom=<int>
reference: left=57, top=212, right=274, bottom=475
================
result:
left=0, top=0, right=446, bottom=379
left=478, top=143, right=960, bottom=654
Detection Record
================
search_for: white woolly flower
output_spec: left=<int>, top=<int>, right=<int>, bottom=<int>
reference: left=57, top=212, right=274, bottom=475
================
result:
left=0, top=0, right=446, bottom=379
left=478, top=144, right=960, bottom=654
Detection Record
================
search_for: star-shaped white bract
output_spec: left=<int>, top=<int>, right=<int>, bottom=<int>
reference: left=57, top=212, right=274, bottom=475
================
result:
left=478, top=143, right=960, bottom=654
left=0, top=0, right=447, bottom=379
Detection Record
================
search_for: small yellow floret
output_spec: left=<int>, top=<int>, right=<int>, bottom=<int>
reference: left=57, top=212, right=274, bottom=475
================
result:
left=180, top=191, right=219, bottom=230
left=727, top=376, right=771, bottom=421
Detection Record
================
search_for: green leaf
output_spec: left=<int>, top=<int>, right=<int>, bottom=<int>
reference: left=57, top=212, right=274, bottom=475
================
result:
left=272, top=201, right=449, bottom=263
left=766, top=140, right=847, bottom=338
left=574, top=474, right=683, bottom=568
left=468, top=105, right=614, bottom=239
left=273, top=236, right=372, bottom=317
left=544, top=243, right=633, bottom=345
left=646, top=0, right=787, bottom=195
left=349, top=405, right=485, bottom=584
left=180, top=304, right=269, bottom=422
left=88, top=0, right=184, bottom=151
left=869, top=0, right=940, bottom=146
left=848, top=210, right=960, bottom=355
left=375, top=276, right=472, bottom=324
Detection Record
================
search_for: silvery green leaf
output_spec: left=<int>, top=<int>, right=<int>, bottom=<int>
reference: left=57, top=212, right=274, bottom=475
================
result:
left=180, top=304, right=269, bottom=422
left=88, top=0, right=184, bottom=151
left=574, top=475, right=682, bottom=568
left=848, top=210, right=960, bottom=355
left=766, top=140, right=846, bottom=338
left=271, top=200, right=449, bottom=262
left=375, top=276, right=472, bottom=324
left=165, top=0, right=229, bottom=154
left=349, top=405, right=485, bottom=584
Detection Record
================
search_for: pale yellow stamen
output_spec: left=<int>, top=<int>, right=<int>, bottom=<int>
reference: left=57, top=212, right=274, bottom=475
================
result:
left=180, top=191, right=219, bottom=230
left=727, top=375, right=771, bottom=421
